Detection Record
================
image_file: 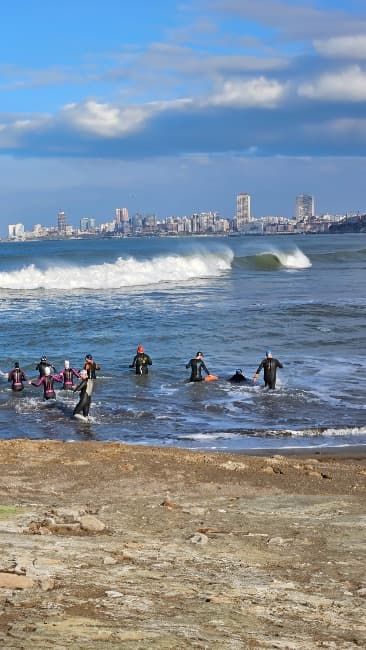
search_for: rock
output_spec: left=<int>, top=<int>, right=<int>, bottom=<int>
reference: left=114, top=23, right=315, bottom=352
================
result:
left=39, top=577, right=55, bottom=591
left=53, top=507, right=86, bottom=521
left=160, top=500, right=183, bottom=509
left=182, top=506, right=206, bottom=516
left=0, top=573, right=34, bottom=589
left=105, top=590, right=124, bottom=598
left=79, top=515, right=105, bottom=533
left=188, top=533, right=209, bottom=545
left=103, top=556, right=118, bottom=565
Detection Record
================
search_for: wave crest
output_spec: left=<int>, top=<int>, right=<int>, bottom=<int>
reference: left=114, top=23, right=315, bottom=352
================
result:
left=0, top=251, right=233, bottom=290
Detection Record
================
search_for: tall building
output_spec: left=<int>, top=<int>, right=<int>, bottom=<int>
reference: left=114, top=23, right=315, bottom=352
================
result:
left=115, top=208, right=129, bottom=224
left=236, top=193, right=251, bottom=228
left=57, top=211, right=67, bottom=234
left=8, top=224, right=24, bottom=239
left=295, top=194, right=314, bottom=221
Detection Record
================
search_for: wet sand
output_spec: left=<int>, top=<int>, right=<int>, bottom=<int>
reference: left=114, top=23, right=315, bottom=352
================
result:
left=0, top=439, right=365, bottom=649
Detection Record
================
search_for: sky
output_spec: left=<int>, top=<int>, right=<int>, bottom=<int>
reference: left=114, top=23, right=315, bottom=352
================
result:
left=1, top=0, right=366, bottom=234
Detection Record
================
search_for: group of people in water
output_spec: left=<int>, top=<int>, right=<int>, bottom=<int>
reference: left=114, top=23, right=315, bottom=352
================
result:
left=4, top=347, right=283, bottom=421
left=6, top=354, right=101, bottom=420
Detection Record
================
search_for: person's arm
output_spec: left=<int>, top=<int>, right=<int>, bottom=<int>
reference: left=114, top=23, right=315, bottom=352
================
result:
left=147, top=355, right=152, bottom=365
left=31, top=376, right=44, bottom=387
left=53, top=374, right=63, bottom=383
left=253, top=360, right=264, bottom=381
left=73, top=379, right=86, bottom=393
left=129, top=355, right=137, bottom=368
left=276, top=360, right=283, bottom=369
left=185, top=360, right=191, bottom=369
left=72, top=368, right=81, bottom=378
left=202, top=362, right=210, bottom=375
left=7, top=371, right=12, bottom=382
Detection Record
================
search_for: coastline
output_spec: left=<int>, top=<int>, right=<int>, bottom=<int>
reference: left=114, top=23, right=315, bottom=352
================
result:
left=0, top=438, right=365, bottom=647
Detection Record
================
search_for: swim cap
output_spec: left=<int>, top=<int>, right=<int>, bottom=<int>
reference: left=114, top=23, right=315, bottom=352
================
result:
left=44, top=367, right=51, bottom=376
left=80, top=369, right=88, bottom=377
left=196, top=351, right=203, bottom=357
left=137, top=345, right=144, bottom=353
left=266, top=350, right=272, bottom=356
left=14, top=362, right=19, bottom=368
left=236, top=368, right=243, bottom=374
left=85, top=354, right=93, bottom=361
left=41, top=356, right=47, bottom=362
left=64, top=360, right=70, bottom=369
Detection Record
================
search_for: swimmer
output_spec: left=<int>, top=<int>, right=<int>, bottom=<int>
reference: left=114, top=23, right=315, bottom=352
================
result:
left=30, top=366, right=62, bottom=400
left=253, top=350, right=283, bottom=390
left=8, top=362, right=28, bottom=391
left=84, top=354, right=100, bottom=379
left=129, top=345, right=152, bottom=375
left=36, top=355, right=56, bottom=378
left=58, top=360, right=81, bottom=389
left=72, top=369, right=93, bottom=419
left=228, top=368, right=248, bottom=384
left=185, top=351, right=210, bottom=382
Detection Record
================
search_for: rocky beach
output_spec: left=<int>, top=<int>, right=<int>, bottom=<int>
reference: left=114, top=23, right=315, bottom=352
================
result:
left=0, top=439, right=365, bottom=649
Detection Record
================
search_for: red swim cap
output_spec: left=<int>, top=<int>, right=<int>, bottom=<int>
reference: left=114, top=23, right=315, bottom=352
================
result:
left=137, top=345, right=144, bottom=353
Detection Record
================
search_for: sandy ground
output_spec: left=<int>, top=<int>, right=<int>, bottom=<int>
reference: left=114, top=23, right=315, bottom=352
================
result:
left=0, top=439, right=365, bottom=649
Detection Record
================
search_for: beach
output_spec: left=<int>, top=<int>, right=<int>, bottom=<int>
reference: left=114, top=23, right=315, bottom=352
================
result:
left=0, top=440, right=365, bottom=648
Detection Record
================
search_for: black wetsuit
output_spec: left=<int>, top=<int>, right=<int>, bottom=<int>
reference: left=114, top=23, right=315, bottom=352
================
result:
left=229, top=371, right=247, bottom=384
left=84, top=361, right=100, bottom=379
left=186, top=358, right=209, bottom=382
left=130, top=353, right=152, bottom=375
left=73, top=378, right=94, bottom=417
left=255, top=357, right=283, bottom=390
left=36, top=361, right=56, bottom=378
left=8, top=367, right=27, bottom=391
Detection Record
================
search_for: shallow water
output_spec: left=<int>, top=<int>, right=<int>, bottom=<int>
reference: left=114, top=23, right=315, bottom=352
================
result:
left=0, top=233, right=365, bottom=451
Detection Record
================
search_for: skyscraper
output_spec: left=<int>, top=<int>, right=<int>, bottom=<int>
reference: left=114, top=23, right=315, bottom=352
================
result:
left=236, top=193, right=251, bottom=229
left=57, top=211, right=67, bottom=234
left=295, top=195, right=314, bottom=221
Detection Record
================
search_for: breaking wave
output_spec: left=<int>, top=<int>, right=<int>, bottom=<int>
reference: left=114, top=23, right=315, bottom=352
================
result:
left=236, top=246, right=311, bottom=270
left=0, top=250, right=233, bottom=290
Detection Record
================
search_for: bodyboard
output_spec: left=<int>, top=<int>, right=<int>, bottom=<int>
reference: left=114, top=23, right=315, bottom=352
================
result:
left=205, top=374, right=219, bottom=382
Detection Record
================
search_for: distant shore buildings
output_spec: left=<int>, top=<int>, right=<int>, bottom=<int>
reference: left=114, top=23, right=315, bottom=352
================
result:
left=5, top=193, right=360, bottom=241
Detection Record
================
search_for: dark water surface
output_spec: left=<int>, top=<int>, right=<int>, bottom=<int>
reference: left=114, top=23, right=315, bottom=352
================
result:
left=0, top=234, right=365, bottom=451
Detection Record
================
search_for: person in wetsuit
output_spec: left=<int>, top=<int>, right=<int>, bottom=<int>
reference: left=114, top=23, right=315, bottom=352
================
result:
left=129, top=345, right=152, bottom=375
left=253, top=350, right=283, bottom=390
left=228, top=368, right=247, bottom=384
left=36, top=356, right=56, bottom=378
left=8, top=362, right=28, bottom=391
left=58, top=360, right=81, bottom=389
left=31, top=366, right=62, bottom=400
left=186, top=351, right=210, bottom=382
left=72, top=369, right=93, bottom=418
left=84, top=354, right=100, bottom=379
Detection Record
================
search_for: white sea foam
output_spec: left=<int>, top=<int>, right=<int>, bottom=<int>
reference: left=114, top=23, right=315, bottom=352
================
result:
left=265, top=246, right=312, bottom=269
left=0, top=251, right=233, bottom=290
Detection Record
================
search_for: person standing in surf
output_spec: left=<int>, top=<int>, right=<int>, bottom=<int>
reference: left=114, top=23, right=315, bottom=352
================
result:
left=129, top=345, right=153, bottom=375
left=84, top=354, right=100, bottom=379
left=186, top=352, right=210, bottom=382
left=36, top=355, right=57, bottom=378
left=30, top=366, right=62, bottom=400
left=72, top=369, right=93, bottom=419
left=58, top=360, right=81, bottom=389
left=253, top=350, right=283, bottom=390
left=8, top=362, right=28, bottom=391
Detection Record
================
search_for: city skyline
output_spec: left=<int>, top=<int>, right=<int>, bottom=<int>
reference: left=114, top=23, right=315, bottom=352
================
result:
left=1, top=1, right=366, bottom=235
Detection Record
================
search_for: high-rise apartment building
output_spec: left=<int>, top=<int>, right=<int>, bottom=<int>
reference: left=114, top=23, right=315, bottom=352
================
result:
left=295, top=194, right=314, bottom=221
left=57, top=211, right=67, bottom=234
left=236, top=193, right=251, bottom=228
left=115, top=208, right=129, bottom=224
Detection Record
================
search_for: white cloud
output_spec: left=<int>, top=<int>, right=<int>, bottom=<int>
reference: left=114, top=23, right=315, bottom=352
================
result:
left=298, top=65, right=366, bottom=102
left=314, top=35, right=366, bottom=59
left=61, top=100, right=150, bottom=137
left=209, top=76, right=286, bottom=108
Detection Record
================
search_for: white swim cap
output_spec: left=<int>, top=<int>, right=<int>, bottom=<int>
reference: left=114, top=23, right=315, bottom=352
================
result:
left=65, top=360, right=70, bottom=368
left=44, top=367, right=51, bottom=376
left=80, top=369, right=88, bottom=377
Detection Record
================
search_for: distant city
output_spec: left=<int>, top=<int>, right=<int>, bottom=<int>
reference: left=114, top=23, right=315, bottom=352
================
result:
left=5, top=193, right=366, bottom=241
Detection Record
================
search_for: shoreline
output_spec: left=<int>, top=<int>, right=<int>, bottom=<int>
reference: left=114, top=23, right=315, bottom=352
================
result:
left=0, top=438, right=365, bottom=647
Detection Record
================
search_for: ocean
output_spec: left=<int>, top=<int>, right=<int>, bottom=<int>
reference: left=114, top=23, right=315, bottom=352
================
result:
left=0, top=233, right=365, bottom=452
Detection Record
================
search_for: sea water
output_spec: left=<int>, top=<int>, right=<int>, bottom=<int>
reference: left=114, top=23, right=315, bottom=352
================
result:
left=0, top=233, right=365, bottom=452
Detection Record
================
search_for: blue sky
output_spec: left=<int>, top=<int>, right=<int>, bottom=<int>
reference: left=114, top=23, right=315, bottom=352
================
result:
left=1, top=0, right=366, bottom=233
